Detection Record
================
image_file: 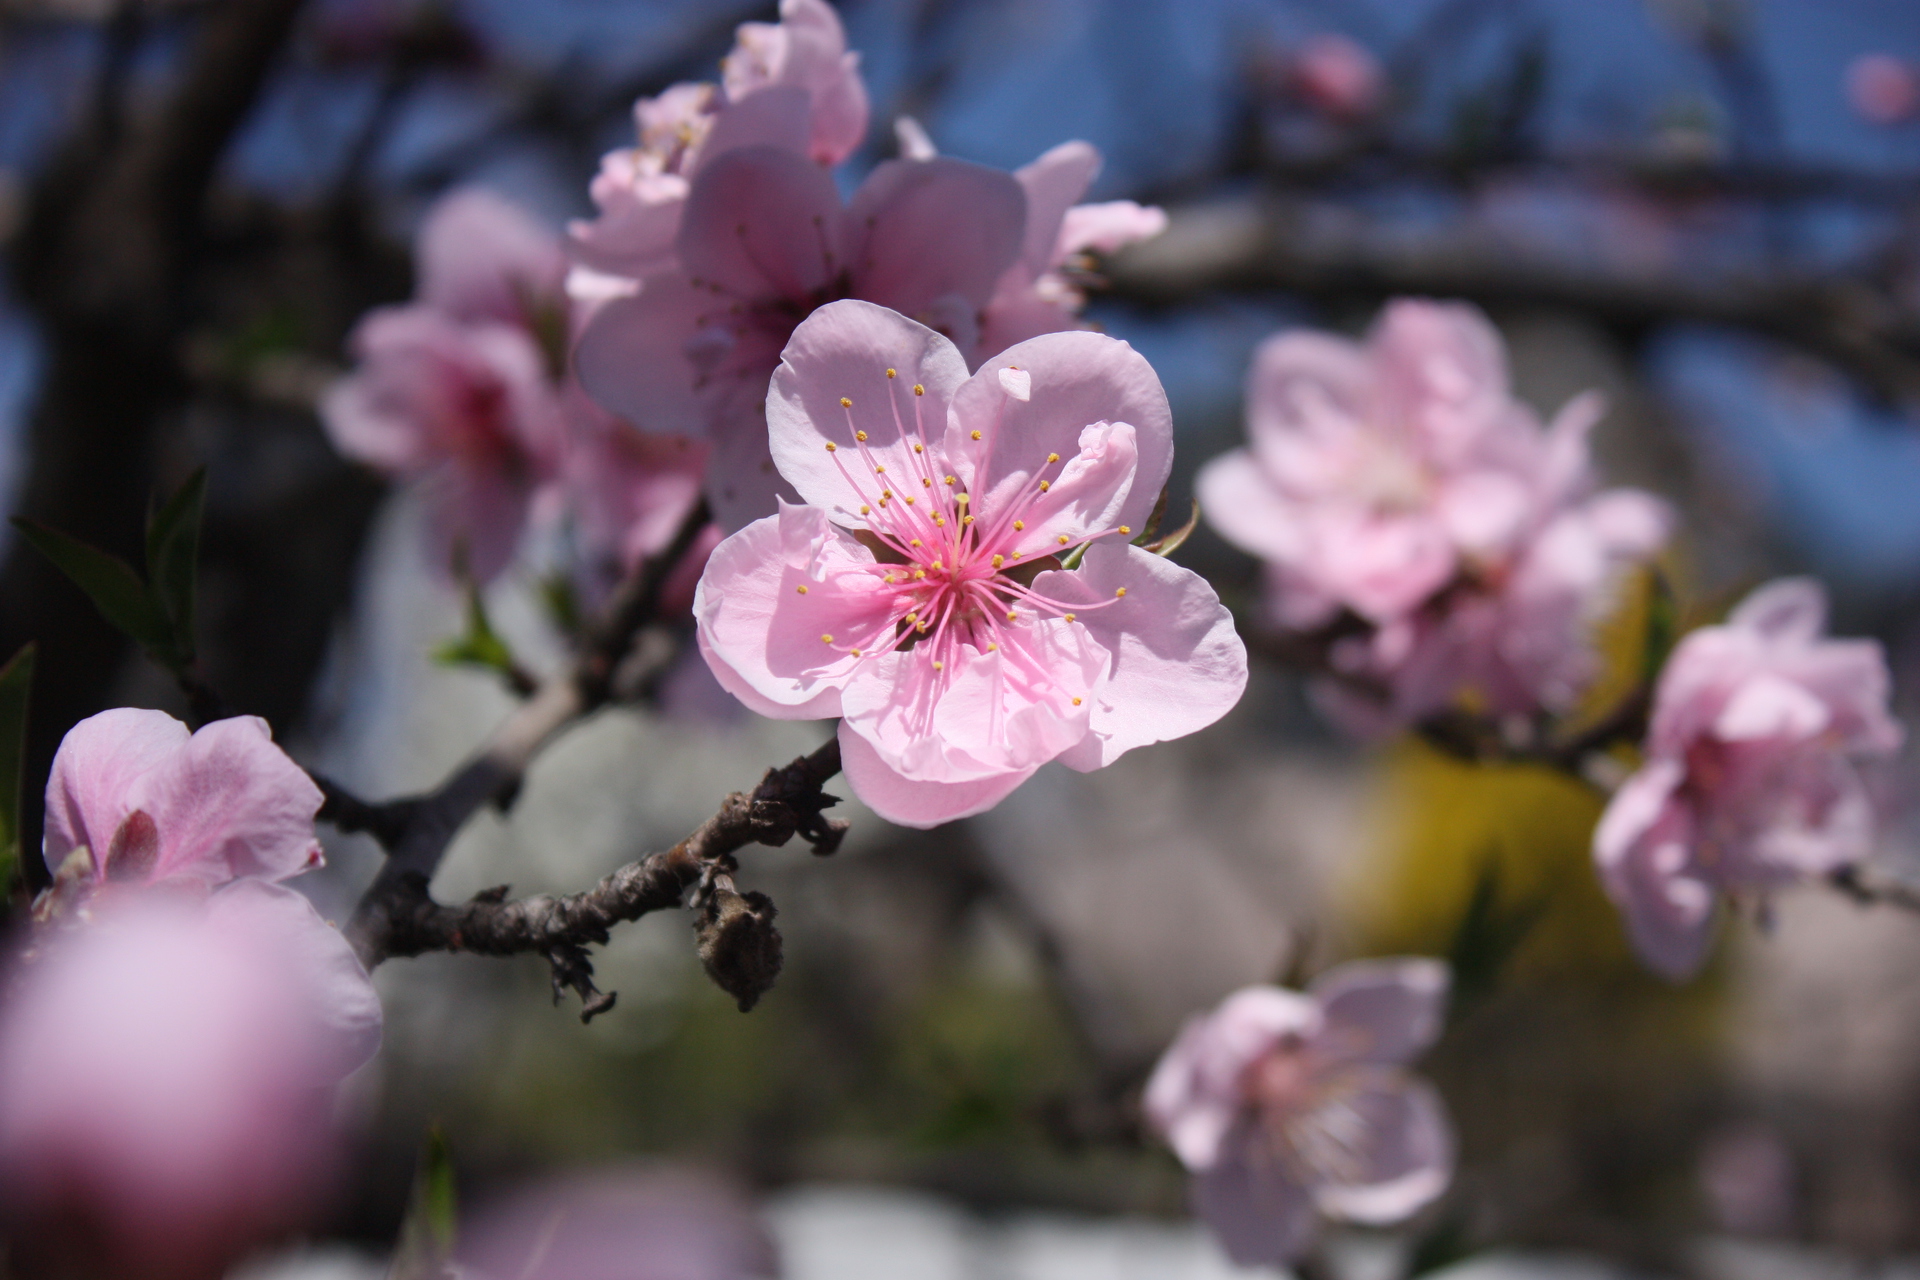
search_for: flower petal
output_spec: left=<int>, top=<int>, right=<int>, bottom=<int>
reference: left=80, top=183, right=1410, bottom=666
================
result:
left=1196, top=447, right=1306, bottom=565
left=1244, top=329, right=1374, bottom=475
left=766, top=299, right=971, bottom=526
left=1728, top=576, right=1827, bottom=643
left=1303, top=1069, right=1454, bottom=1225
left=1308, top=958, right=1450, bottom=1067
left=1144, top=987, right=1321, bottom=1171
left=1058, top=200, right=1168, bottom=257
left=836, top=721, right=1036, bottom=829
left=137, top=717, right=325, bottom=887
left=948, top=330, right=1173, bottom=538
left=44, top=708, right=189, bottom=879
left=573, top=276, right=720, bottom=437
left=1190, top=1135, right=1321, bottom=1267
left=675, top=145, right=844, bottom=305
left=694, top=502, right=894, bottom=719
left=1040, top=543, right=1247, bottom=772
left=1012, top=141, right=1100, bottom=280
left=415, top=188, right=566, bottom=327
left=846, top=157, right=1028, bottom=326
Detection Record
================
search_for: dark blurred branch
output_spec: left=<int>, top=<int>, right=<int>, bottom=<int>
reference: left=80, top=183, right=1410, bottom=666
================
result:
left=353, top=737, right=846, bottom=1018
left=1830, top=865, right=1920, bottom=915
left=1104, top=196, right=1920, bottom=402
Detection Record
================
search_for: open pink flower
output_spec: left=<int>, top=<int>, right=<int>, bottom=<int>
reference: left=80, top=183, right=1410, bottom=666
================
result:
left=693, top=300, right=1246, bottom=827
left=1144, top=959, right=1455, bottom=1267
left=0, top=881, right=382, bottom=1276
left=1593, top=579, right=1903, bottom=979
left=1199, top=299, right=1670, bottom=727
left=575, top=146, right=1028, bottom=528
left=44, top=708, right=323, bottom=889
left=567, top=0, right=867, bottom=291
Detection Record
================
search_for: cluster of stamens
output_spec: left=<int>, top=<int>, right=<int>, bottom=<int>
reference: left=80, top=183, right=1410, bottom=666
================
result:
left=809, top=369, right=1133, bottom=697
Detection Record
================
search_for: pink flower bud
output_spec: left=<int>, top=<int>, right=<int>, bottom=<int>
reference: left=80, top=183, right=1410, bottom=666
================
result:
left=1846, top=54, right=1920, bottom=126
left=1291, top=34, right=1384, bottom=120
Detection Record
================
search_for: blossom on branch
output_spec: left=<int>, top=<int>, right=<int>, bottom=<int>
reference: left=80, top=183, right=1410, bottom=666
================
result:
left=1198, top=298, right=1670, bottom=730
left=0, top=884, right=381, bottom=1276
left=566, top=0, right=868, bottom=292
left=693, top=300, right=1246, bottom=828
left=1593, top=579, right=1904, bottom=979
left=44, top=707, right=323, bottom=888
left=1145, top=959, right=1455, bottom=1267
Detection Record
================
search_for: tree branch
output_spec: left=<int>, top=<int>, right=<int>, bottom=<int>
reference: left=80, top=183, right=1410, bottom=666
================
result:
left=353, top=737, right=846, bottom=1019
left=1830, top=865, right=1920, bottom=915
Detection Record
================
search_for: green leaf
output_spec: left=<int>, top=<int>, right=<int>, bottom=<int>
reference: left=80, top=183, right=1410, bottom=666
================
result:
left=388, top=1127, right=457, bottom=1280
left=1444, top=856, right=1549, bottom=1023
left=431, top=583, right=518, bottom=681
left=0, top=645, right=34, bottom=905
left=1140, top=499, right=1199, bottom=558
left=146, top=468, right=207, bottom=664
left=11, top=519, right=178, bottom=663
left=538, top=572, right=583, bottom=640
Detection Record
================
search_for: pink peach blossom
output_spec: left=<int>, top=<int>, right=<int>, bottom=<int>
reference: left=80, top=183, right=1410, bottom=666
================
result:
left=1846, top=53, right=1920, bottom=126
left=415, top=187, right=569, bottom=332
left=574, top=145, right=1029, bottom=529
left=44, top=708, right=323, bottom=889
left=1144, top=959, right=1455, bottom=1267
left=566, top=0, right=867, bottom=289
left=693, top=300, right=1246, bottom=828
left=977, top=140, right=1168, bottom=357
left=1593, top=579, right=1903, bottom=979
left=1290, top=34, right=1384, bottom=120
left=0, top=881, right=382, bottom=1275
left=1199, top=299, right=1670, bottom=727
left=562, top=387, right=710, bottom=588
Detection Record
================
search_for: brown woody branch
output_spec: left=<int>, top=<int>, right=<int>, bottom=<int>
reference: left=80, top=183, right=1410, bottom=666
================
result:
left=1830, top=865, right=1920, bottom=915
left=352, top=737, right=846, bottom=1018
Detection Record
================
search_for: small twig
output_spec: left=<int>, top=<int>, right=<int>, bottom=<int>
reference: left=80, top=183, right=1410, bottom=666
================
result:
left=1831, top=865, right=1920, bottom=915
left=352, top=736, right=845, bottom=1018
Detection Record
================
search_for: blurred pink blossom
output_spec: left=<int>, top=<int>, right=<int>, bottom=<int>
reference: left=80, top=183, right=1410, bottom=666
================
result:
left=1845, top=53, right=1920, bottom=126
left=1198, top=299, right=1670, bottom=726
left=1144, top=959, right=1454, bottom=1267
left=0, top=881, right=382, bottom=1277
left=1290, top=34, right=1384, bottom=120
left=567, top=0, right=867, bottom=290
left=459, top=1164, right=776, bottom=1280
left=44, top=708, right=323, bottom=889
left=694, top=300, right=1246, bottom=828
left=1593, top=579, right=1903, bottom=979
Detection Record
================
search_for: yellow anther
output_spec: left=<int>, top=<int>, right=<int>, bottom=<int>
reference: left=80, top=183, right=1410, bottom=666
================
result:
left=922, top=477, right=932, bottom=487
left=875, top=465, right=885, bottom=474
left=1064, top=612, right=1076, bottom=622
left=1011, top=550, right=1023, bottom=560
left=821, top=633, right=834, bottom=643
left=910, top=538, right=923, bottom=547
left=913, top=384, right=924, bottom=395
left=1013, top=520, right=1025, bottom=531
left=913, top=443, right=924, bottom=453
left=796, top=585, right=809, bottom=595
left=992, top=554, right=1004, bottom=568
left=1115, top=587, right=1127, bottom=598
left=840, top=397, right=852, bottom=408
left=963, top=515, right=974, bottom=525
left=856, top=430, right=868, bottom=442
left=1118, top=525, right=1131, bottom=535
left=932, top=659, right=944, bottom=670
left=1072, top=697, right=1083, bottom=706
left=884, top=574, right=896, bottom=584
left=970, top=430, right=982, bottom=440
left=886, top=368, right=897, bottom=378
left=914, top=569, right=927, bottom=580
left=987, top=643, right=999, bottom=652
left=825, top=442, right=837, bottom=452
left=905, top=495, right=916, bottom=505
left=860, top=504, right=871, bottom=515
left=1057, top=534, right=1070, bottom=545
left=851, top=648, right=862, bottom=657
left=931, top=561, right=944, bottom=570
left=934, top=516, right=946, bottom=526
left=1047, top=453, right=1060, bottom=464
left=1039, top=481, right=1051, bottom=492
left=917, top=621, right=929, bottom=632
left=882, top=490, right=893, bottom=499
left=1006, top=610, right=1017, bottom=622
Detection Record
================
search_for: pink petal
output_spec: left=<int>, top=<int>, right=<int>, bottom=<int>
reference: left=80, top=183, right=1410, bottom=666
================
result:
left=1057, top=200, right=1168, bottom=258
left=1728, top=576, right=1827, bottom=643
left=1244, top=329, right=1374, bottom=473
left=1371, top=299, right=1512, bottom=464
left=693, top=502, right=893, bottom=719
left=1308, top=957, right=1450, bottom=1067
left=997, top=421, right=1142, bottom=561
left=136, top=717, right=325, bottom=887
left=846, top=157, right=1028, bottom=328
left=723, top=0, right=868, bottom=165
left=1313, top=508, right=1456, bottom=623
left=1593, top=761, right=1719, bottom=979
left=415, top=188, right=566, bottom=328
left=675, top=146, right=844, bottom=305
left=566, top=170, right=688, bottom=282
left=43, top=708, right=189, bottom=879
left=1144, top=986, right=1322, bottom=1171
left=704, top=399, right=800, bottom=531
left=694, top=84, right=812, bottom=169
left=1592, top=757, right=1686, bottom=875
left=1713, top=673, right=1833, bottom=743
left=836, top=721, right=1036, bottom=829
left=1196, top=447, right=1306, bottom=564
left=1012, top=140, right=1101, bottom=280
left=1191, top=1134, right=1320, bottom=1266
left=765, top=299, right=971, bottom=525
left=948, top=331, right=1173, bottom=538
left=572, top=275, right=720, bottom=437
left=1303, top=1069, right=1454, bottom=1225
left=1041, top=543, right=1247, bottom=772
